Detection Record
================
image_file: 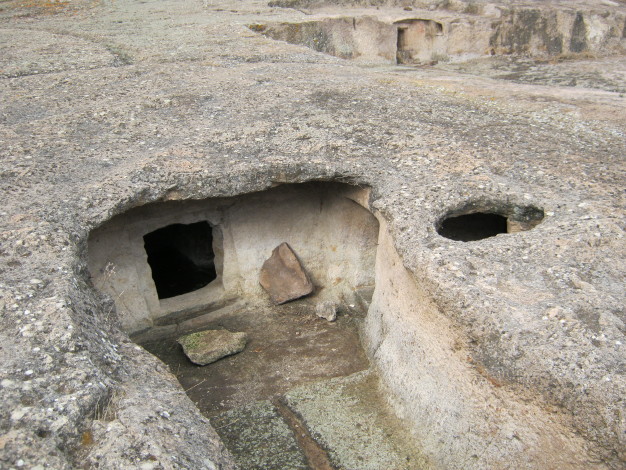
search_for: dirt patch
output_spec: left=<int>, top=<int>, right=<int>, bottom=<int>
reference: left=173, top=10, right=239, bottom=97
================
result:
left=140, top=302, right=369, bottom=416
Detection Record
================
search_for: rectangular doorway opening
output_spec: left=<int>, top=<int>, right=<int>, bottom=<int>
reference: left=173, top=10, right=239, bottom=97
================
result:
left=396, top=26, right=410, bottom=64
left=143, top=221, right=217, bottom=299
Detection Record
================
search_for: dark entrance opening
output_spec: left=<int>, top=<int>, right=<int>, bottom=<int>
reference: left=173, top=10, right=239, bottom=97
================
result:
left=437, top=212, right=508, bottom=241
left=396, top=26, right=410, bottom=64
left=144, top=221, right=216, bottom=299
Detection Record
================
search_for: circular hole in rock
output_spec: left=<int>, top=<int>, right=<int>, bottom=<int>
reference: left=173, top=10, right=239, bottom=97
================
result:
left=437, top=204, right=544, bottom=242
left=438, top=212, right=507, bottom=241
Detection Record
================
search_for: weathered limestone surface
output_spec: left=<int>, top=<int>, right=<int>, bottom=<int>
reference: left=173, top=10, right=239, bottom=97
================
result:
left=0, top=0, right=624, bottom=468
left=260, top=243, right=314, bottom=304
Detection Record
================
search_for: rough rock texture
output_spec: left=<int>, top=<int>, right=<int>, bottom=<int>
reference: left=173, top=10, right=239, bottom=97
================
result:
left=0, top=0, right=624, bottom=468
left=178, top=330, right=247, bottom=366
left=259, top=243, right=314, bottom=304
left=209, top=401, right=311, bottom=469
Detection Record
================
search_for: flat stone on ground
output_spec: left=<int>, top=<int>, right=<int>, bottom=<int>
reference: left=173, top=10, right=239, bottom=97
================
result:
left=178, top=329, right=247, bottom=366
left=259, top=242, right=314, bottom=304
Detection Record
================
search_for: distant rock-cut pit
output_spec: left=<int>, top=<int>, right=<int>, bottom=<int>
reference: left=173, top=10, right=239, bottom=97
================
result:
left=251, top=6, right=625, bottom=65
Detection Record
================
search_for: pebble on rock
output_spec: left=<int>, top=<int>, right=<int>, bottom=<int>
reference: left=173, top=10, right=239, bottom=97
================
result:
left=315, top=301, right=337, bottom=322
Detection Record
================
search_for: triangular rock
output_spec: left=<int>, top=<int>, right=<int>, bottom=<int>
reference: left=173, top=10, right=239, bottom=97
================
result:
left=259, top=242, right=314, bottom=304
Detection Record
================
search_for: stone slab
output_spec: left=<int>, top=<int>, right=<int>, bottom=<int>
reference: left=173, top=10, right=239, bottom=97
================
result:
left=178, top=329, right=247, bottom=366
